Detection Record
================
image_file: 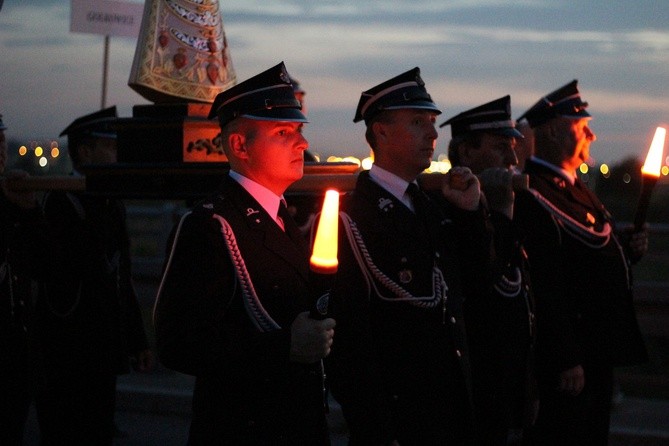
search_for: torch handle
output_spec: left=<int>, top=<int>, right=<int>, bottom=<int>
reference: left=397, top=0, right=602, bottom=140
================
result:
left=309, top=271, right=335, bottom=320
left=310, top=293, right=330, bottom=320
left=633, top=176, right=658, bottom=231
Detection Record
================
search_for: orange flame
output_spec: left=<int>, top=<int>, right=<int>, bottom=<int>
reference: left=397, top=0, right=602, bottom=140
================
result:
left=641, top=127, right=666, bottom=178
left=310, top=189, right=340, bottom=274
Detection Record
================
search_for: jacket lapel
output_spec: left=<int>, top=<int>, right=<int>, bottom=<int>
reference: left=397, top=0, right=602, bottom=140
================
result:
left=223, top=177, right=310, bottom=281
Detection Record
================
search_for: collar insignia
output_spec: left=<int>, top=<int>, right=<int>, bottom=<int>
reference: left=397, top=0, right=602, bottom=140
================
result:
left=378, top=197, right=394, bottom=212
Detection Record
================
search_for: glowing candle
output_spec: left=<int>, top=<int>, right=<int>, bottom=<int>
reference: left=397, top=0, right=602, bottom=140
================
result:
left=310, top=189, right=340, bottom=274
left=634, top=126, right=666, bottom=230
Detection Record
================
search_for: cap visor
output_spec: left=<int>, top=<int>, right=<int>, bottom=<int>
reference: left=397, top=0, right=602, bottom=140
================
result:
left=559, top=110, right=592, bottom=120
left=242, top=108, right=308, bottom=123
left=495, top=127, right=524, bottom=138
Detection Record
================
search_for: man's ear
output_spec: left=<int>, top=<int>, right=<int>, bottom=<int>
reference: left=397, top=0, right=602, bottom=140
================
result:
left=76, top=144, right=93, bottom=165
left=546, top=120, right=560, bottom=141
left=458, top=143, right=473, bottom=165
left=372, top=121, right=389, bottom=144
left=228, top=133, right=248, bottom=159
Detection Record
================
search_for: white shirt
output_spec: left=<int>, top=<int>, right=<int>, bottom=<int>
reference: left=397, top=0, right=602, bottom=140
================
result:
left=228, top=170, right=285, bottom=227
left=369, top=164, right=417, bottom=212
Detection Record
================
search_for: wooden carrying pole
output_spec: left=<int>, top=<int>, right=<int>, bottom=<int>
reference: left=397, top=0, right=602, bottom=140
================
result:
left=3, top=167, right=527, bottom=197
left=2, top=164, right=362, bottom=197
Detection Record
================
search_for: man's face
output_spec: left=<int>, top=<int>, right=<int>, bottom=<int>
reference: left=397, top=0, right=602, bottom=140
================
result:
left=242, top=120, right=308, bottom=193
left=374, top=109, right=438, bottom=180
left=461, top=133, right=518, bottom=174
left=0, top=130, right=7, bottom=173
left=555, top=117, right=596, bottom=171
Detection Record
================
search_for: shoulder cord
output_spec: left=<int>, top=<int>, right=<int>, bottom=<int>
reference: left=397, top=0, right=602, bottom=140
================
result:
left=494, top=266, right=522, bottom=298
left=153, top=211, right=265, bottom=330
left=153, top=210, right=191, bottom=323
left=211, top=214, right=281, bottom=332
left=339, top=212, right=446, bottom=309
left=526, top=187, right=611, bottom=249
left=526, top=187, right=631, bottom=289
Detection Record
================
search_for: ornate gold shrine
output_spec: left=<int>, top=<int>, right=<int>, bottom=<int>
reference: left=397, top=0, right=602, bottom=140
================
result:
left=128, top=0, right=236, bottom=104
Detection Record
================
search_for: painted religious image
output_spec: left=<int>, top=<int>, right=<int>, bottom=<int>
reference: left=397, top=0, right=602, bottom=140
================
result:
left=129, top=0, right=236, bottom=104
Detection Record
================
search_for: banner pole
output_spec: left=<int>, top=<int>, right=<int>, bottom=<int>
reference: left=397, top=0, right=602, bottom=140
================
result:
left=101, top=35, right=110, bottom=109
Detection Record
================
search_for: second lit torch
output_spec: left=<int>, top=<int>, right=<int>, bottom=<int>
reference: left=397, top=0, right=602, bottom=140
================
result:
left=309, top=189, right=340, bottom=319
left=634, top=126, right=666, bottom=231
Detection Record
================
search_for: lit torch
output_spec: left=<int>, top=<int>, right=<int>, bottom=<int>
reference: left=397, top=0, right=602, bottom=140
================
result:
left=309, top=189, right=339, bottom=414
left=634, top=126, right=666, bottom=231
left=309, top=189, right=340, bottom=319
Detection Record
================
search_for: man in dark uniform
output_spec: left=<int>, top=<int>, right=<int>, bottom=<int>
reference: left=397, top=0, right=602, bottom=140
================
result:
left=36, top=107, right=153, bottom=445
left=0, top=113, right=48, bottom=445
left=327, top=67, right=493, bottom=445
left=153, top=62, right=336, bottom=445
left=286, top=74, right=320, bottom=231
left=443, top=96, right=537, bottom=445
left=514, top=80, right=648, bottom=446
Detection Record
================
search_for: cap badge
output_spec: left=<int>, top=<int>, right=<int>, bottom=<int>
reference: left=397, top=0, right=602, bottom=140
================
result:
left=279, top=65, right=290, bottom=84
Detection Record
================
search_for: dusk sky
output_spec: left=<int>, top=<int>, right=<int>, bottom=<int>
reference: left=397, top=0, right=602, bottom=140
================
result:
left=1, top=0, right=669, bottom=165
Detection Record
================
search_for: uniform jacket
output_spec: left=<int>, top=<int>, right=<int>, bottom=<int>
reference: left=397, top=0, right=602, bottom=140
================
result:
left=37, top=190, right=148, bottom=379
left=1, top=191, right=48, bottom=379
left=154, top=175, right=328, bottom=445
left=514, top=158, right=648, bottom=378
left=328, top=171, right=493, bottom=445
left=464, top=208, right=537, bottom=438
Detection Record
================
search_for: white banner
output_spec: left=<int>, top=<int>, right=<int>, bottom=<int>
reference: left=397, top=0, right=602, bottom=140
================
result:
left=70, top=0, right=143, bottom=38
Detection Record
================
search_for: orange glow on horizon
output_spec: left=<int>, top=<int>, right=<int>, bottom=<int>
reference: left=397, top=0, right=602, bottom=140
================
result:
left=641, top=127, right=666, bottom=178
left=310, top=189, right=340, bottom=274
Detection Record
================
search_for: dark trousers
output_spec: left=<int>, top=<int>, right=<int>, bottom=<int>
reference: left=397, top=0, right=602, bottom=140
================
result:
left=0, top=335, right=33, bottom=446
left=528, top=364, right=613, bottom=446
left=36, top=372, right=117, bottom=446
